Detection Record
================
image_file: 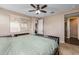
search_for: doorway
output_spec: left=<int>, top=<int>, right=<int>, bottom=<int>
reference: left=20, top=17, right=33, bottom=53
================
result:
left=70, top=18, right=78, bottom=39
left=65, top=16, right=79, bottom=45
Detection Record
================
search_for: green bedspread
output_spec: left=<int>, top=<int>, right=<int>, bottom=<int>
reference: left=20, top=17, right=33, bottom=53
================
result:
left=0, top=35, right=58, bottom=55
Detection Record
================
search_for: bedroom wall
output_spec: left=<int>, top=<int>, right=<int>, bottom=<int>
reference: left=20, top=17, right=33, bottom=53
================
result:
left=0, top=13, right=10, bottom=36
left=28, top=17, right=37, bottom=34
left=44, top=14, right=64, bottom=43
left=0, top=8, right=36, bottom=36
left=44, top=8, right=79, bottom=43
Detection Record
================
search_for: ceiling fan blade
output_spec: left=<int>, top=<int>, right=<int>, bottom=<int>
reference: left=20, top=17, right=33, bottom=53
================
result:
left=40, top=10, right=47, bottom=13
left=28, top=10, right=36, bottom=12
left=30, top=4, right=36, bottom=8
left=37, top=5, right=40, bottom=10
left=41, top=5, right=47, bottom=9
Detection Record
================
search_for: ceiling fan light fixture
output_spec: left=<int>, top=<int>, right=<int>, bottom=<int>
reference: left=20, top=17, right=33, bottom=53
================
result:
left=35, top=10, right=41, bottom=14
left=29, top=4, right=47, bottom=14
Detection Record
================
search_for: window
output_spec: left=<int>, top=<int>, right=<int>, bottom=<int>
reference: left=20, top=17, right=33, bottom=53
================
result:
left=10, top=21, right=20, bottom=33
left=21, top=23, right=27, bottom=31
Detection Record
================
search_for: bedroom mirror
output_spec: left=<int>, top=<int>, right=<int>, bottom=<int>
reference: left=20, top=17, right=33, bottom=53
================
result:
left=35, top=18, right=44, bottom=34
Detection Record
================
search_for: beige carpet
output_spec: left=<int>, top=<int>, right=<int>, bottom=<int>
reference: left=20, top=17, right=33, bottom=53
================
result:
left=59, top=43, right=79, bottom=55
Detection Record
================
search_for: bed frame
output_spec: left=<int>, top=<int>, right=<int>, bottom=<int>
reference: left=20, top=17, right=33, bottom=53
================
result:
left=0, top=33, right=30, bottom=37
left=14, top=33, right=29, bottom=37
left=35, top=34, right=59, bottom=55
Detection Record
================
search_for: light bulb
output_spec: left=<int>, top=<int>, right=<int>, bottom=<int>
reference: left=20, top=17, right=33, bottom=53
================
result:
left=36, top=10, right=41, bottom=14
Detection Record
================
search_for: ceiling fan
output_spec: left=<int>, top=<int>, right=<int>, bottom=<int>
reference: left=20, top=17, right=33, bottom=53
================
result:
left=28, top=4, right=47, bottom=14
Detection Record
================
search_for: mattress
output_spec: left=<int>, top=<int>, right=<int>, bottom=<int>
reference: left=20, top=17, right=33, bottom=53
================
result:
left=0, top=35, right=58, bottom=55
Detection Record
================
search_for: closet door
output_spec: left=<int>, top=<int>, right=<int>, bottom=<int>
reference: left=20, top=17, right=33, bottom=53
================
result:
left=0, top=14, right=10, bottom=36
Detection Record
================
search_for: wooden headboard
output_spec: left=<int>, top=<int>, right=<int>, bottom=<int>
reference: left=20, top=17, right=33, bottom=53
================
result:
left=0, top=33, right=30, bottom=37
left=14, top=33, right=29, bottom=37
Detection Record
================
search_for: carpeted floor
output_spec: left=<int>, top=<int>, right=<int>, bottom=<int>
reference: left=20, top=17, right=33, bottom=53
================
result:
left=59, top=43, right=79, bottom=55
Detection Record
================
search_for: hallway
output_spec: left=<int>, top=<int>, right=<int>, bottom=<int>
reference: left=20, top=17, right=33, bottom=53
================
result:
left=65, top=37, right=79, bottom=46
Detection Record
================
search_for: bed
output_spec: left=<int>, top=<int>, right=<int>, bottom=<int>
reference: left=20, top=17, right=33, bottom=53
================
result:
left=0, top=34, right=59, bottom=55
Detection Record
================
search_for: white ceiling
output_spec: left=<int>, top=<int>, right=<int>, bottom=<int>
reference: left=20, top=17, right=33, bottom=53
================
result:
left=0, top=4, right=79, bottom=17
